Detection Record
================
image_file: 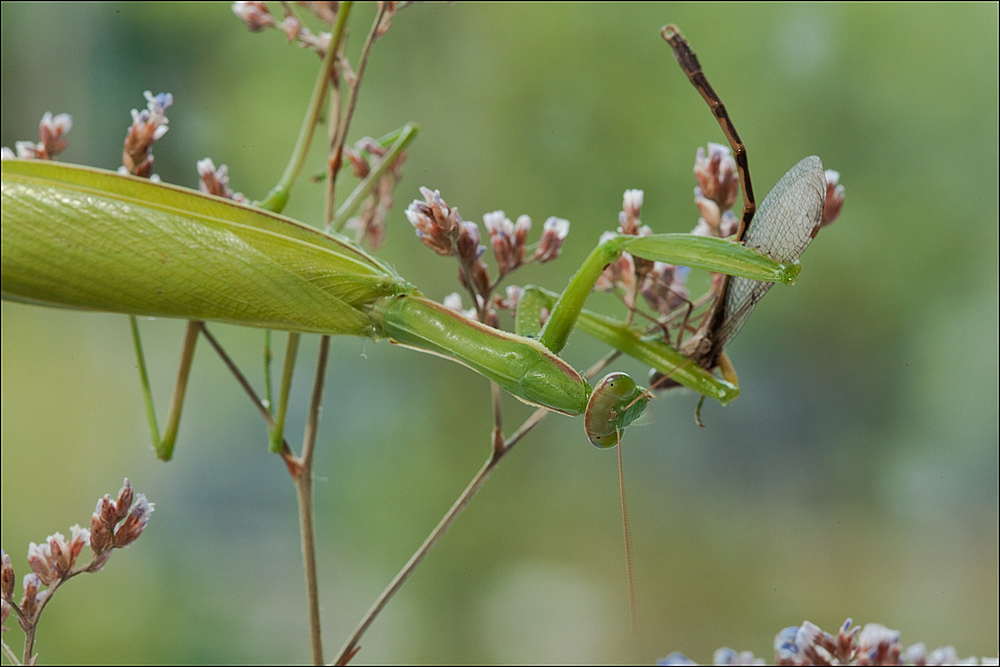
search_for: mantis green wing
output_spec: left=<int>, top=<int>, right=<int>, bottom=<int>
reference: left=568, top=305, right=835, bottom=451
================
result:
left=2, top=159, right=401, bottom=336
left=0, top=159, right=592, bottom=416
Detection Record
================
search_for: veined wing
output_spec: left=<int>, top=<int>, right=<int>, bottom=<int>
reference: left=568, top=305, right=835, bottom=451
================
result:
left=714, top=155, right=827, bottom=350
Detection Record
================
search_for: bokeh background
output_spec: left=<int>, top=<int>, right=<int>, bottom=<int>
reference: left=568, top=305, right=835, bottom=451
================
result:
left=2, top=3, right=997, bottom=664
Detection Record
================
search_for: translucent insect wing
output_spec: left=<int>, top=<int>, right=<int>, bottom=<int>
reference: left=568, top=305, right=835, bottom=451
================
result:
left=715, top=156, right=826, bottom=350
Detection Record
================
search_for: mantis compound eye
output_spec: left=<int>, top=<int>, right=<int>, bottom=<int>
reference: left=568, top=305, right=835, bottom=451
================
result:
left=584, top=372, right=650, bottom=448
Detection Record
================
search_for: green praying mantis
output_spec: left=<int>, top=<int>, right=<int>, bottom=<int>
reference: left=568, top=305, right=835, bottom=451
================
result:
left=0, top=157, right=804, bottom=442
left=0, top=26, right=832, bottom=457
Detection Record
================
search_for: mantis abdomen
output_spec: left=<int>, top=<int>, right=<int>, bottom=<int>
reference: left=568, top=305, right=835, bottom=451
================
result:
left=1, top=159, right=594, bottom=417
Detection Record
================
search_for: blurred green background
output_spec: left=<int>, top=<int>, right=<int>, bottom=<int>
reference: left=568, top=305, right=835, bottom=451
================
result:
left=2, top=3, right=997, bottom=664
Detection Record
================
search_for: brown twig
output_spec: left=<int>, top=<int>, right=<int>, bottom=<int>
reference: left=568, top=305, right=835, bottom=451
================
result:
left=332, top=349, right=623, bottom=664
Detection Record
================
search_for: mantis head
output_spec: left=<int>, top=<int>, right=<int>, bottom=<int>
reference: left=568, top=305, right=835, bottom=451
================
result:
left=584, top=373, right=651, bottom=449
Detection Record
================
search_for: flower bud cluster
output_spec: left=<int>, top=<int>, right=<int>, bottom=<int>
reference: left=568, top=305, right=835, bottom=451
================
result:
left=660, top=617, right=995, bottom=666
left=197, top=158, right=249, bottom=204
left=1, top=112, right=73, bottom=161
left=232, top=1, right=334, bottom=55
left=344, top=138, right=408, bottom=250
left=484, top=211, right=531, bottom=277
left=121, top=91, right=172, bottom=179
left=89, top=479, right=154, bottom=562
left=25, top=527, right=90, bottom=587
left=691, top=144, right=740, bottom=240
left=694, top=142, right=739, bottom=213
left=1, top=480, right=153, bottom=639
left=533, top=217, right=570, bottom=264
left=407, top=188, right=569, bottom=327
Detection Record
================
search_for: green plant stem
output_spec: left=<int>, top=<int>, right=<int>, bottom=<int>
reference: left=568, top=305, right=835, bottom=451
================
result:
left=160, top=320, right=200, bottom=460
left=129, top=315, right=161, bottom=453
left=263, top=329, right=274, bottom=413
left=129, top=317, right=200, bottom=461
left=295, top=335, right=330, bottom=665
left=257, top=2, right=353, bottom=214
left=270, top=333, right=301, bottom=453
left=197, top=323, right=295, bottom=457
left=322, top=1, right=387, bottom=230
left=329, top=123, right=419, bottom=233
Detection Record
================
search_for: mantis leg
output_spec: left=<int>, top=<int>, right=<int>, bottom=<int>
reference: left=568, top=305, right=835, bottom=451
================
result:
left=129, top=317, right=200, bottom=461
left=520, top=287, right=739, bottom=402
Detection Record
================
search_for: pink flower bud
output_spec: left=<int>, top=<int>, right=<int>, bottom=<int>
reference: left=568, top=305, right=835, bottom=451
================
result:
left=90, top=504, right=113, bottom=555
left=533, top=217, right=569, bottom=263
left=406, top=189, right=460, bottom=256
left=37, top=112, right=72, bottom=158
left=26, top=542, right=58, bottom=586
left=619, top=189, right=644, bottom=235
left=20, top=573, right=41, bottom=619
left=113, top=495, right=154, bottom=548
left=67, top=525, right=89, bottom=569
left=46, top=533, right=71, bottom=577
left=1, top=551, right=13, bottom=600
left=821, top=170, right=844, bottom=227
left=282, top=15, right=302, bottom=43
left=232, top=1, right=275, bottom=31
left=344, top=147, right=371, bottom=179
left=114, top=479, right=134, bottom=524
left=694, top=143, right=738, bottom=210
left=484, top=210, right=515, bottom=275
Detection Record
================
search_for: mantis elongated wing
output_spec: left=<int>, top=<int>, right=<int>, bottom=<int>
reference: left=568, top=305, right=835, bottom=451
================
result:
left=2, top=160, right=413, bottom=337
left=713, top=156, right=827, bottom=350
left=682, top=155, right=827, bottom=368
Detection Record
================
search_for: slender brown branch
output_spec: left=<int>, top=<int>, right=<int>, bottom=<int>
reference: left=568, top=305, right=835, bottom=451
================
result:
left=333, top=452, right=502, bottom=665
left=661, top=25, right=755, bottom=236
left=301, top=336, right=331, bottom=470
left=333, top=339, right=631, bottom=663
left=324, top=1, right=389, bottom=230
left=332, top=401, right=552, bottom=665
left=490, top=381, right=504, bottom=456
left=197, top=323, right=295, bottom=457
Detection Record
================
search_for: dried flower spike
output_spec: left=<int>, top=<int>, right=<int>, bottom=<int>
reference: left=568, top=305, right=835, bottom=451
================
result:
left=122, top=91, right=172, bottom=178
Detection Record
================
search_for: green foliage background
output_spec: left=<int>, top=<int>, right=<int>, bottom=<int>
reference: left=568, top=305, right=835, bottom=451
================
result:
left=2, top=3, right=997, bottom=663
